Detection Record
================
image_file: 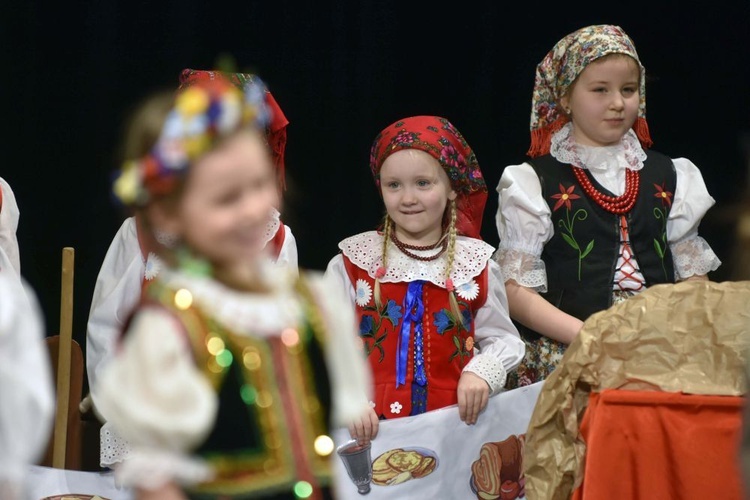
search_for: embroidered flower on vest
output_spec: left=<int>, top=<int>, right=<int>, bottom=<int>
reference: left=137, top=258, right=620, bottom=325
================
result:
left=355, top=279, right=373, bottom=306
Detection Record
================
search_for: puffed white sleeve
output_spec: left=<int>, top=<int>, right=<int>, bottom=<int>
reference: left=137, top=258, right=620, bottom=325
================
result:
left=323, top=253, right=357, bottom=303
left=92, top=306, right=218, bottom=490
left=667, top=158, right=722, bottom=279
left=86, top=216, right=146, bottom=398
left=307, top=269, right=372, bottom=426
left=0, top=177, right=21, bottom=277
left=463, top=259, right=525, bottom=395
left=0, top=276, right=54, bottom=492
left=275, top=225, right=299, bottom=278
left=495, top=163, right=553, bottom=292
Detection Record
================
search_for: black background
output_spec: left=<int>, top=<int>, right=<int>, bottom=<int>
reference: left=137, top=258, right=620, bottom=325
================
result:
left=3, top=2, right=749, bottom=386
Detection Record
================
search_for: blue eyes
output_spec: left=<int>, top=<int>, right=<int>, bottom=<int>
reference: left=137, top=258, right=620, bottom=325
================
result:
left=385, top=180, right=432, bottom=189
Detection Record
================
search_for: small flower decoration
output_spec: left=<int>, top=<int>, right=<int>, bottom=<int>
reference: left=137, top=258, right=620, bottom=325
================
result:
left=434, top=309, right=452, bottom=334
left=369, top=401, right=376, bottom=409
left=355, top=279, right=373, bottom=306
left=144, top=252, right=163, bottom=281
left=390, top=401, right=403, bottom=414
left=551, top=183, right=581, bottom=211
left=456, top=279, right=480, bottom=301
left=375, top=266, right=386, bottom=279
left=653, top=182, right=673, bottom=207
left=359, top=315, right=374, bottom=336
left=383, top=299, right=403, bottom=327
left=465, top=336, right=475, bottom=351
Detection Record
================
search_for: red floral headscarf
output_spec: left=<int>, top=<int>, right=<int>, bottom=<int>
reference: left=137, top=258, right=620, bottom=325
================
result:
left=178, top=68, right=289, bottom=189
left=369, top=116, right=487, bottom=239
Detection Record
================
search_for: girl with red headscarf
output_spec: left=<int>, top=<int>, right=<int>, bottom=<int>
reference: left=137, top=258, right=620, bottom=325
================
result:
left=326, top=116, right=524, bottom=443
left=85, top=69, right=300, bottom=471
left=93, top=74, right=370, bottom=500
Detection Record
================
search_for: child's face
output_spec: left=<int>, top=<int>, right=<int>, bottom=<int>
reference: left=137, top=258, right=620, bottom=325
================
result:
left=561, top=55, right=640, bottom=147
left=169, top=129, right=279, bottom=271
left=379, top=149, right=456, bottom=245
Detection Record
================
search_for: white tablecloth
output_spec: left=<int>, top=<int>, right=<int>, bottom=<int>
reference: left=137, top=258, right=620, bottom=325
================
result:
left=24, top=465, right=133, bottom=500
left=332, top=382, right=543, bottom=500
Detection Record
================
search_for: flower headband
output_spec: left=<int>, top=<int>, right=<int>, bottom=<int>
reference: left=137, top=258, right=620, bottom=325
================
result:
left=178, top=69, right=289, bottom=189
left=112, top=75, right=272, bottom=207
left=369, top=116, right=488, bottom=239
left=528, top=24, right=652, bottom=158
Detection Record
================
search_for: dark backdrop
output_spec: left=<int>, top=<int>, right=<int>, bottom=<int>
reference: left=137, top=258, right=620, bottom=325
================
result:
left=4, top=2, right=749, bottom=391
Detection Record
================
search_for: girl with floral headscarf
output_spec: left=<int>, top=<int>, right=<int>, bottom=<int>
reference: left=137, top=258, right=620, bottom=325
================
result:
left=326, top=116, right=524, bottom=443
left=93, top=74, right=371, bottom=500
left=495, top=25, right=721, bottom=388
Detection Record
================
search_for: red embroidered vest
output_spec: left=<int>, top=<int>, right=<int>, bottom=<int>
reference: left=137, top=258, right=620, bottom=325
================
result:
left=343, top=256, right=488, bottom=419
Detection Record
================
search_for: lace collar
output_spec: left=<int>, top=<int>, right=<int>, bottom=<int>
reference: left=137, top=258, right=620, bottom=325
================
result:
left=550, top=122, right=646, bottom=172
left=158, top=262, right=302, bottom=337
left=338, top=231, right=495, bottom=287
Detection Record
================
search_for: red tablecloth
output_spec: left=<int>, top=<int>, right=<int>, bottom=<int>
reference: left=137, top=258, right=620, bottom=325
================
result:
left=572, top=390, right=745, bottom=500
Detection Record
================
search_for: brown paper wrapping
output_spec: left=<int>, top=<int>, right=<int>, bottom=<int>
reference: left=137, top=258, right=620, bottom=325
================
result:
left=523, top=280, right=750, bottom=500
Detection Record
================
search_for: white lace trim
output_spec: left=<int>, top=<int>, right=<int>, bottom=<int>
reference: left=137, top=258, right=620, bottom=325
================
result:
left=159, top=264, right=304, bottom=337
left=550, top=122, right=646, bottom=172
left=464, top=354, right=507, bottom=395
left=113, top=448, right=214, bottom=490
left=494, top=248, right=547, bottom=292
left=100, top=421, right=132, bottom=468
left=671, top=235, right=722, bottom=279
left=338, top=231, right=495, bottom=287
left=264, top=206, right=282, bottom=244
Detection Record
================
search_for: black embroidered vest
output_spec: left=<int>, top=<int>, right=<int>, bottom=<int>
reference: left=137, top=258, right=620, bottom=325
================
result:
left=519, top=151, right=676, bottom=339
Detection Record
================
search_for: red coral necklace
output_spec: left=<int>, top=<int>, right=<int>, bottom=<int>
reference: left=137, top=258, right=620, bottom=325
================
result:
left=572, top=166, right=640, bottom=215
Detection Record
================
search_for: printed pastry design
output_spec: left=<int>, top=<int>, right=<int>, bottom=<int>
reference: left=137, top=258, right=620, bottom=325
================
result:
left=470, top=434, right=525, bottom=499
left=371, top=447, right=438, bottom=486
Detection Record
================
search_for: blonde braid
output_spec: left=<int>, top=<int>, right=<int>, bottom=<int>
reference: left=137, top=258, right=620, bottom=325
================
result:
left=445, top=200, right=463, bottom=325
left=375, top=214, right=391, bottom=308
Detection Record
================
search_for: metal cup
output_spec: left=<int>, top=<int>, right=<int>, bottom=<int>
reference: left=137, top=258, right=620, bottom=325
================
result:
left=336, top=440, right=373, bottom=495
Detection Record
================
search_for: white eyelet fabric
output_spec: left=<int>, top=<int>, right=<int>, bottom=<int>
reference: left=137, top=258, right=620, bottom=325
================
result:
left=338, top=231, right=495, bottom=287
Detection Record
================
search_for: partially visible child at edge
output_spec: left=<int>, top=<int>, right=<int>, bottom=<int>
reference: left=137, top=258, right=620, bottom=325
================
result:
left=325, top=115, right=524, bottom=444
left=494, top=24, right=721, bottom=389
left=0, top=178, right=55, bottom=500
left=92, top=74, right=371, bottom=500
left=85, top=69, right=299, bottom=471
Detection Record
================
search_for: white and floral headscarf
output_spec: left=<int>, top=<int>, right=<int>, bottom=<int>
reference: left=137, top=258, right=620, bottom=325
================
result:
left=527, top=24, right=653, bottom=158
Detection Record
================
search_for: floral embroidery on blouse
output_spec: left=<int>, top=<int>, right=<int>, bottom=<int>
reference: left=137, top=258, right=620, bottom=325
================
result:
left=552, top=183, right=593, bottom=280
left=390, top=401, right=403, bottom=414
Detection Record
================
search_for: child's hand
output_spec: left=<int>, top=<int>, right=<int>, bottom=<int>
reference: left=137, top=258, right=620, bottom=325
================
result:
left=457, top=371, right=490, bottom=425
left=348, top=407, right=379, bottom=445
